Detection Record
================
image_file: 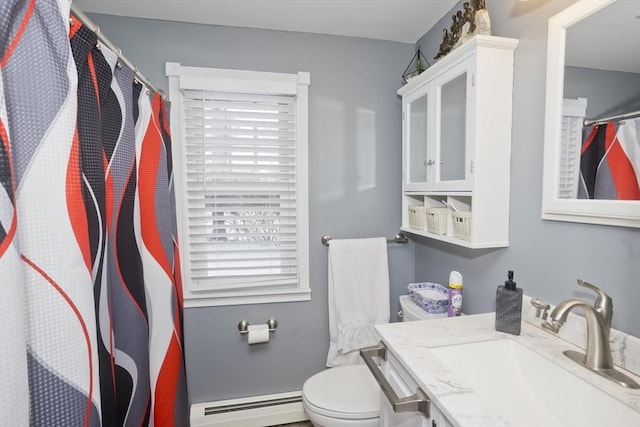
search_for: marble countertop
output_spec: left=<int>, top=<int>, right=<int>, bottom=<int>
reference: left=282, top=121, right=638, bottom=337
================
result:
left=374, top=313, right=640, bottom=427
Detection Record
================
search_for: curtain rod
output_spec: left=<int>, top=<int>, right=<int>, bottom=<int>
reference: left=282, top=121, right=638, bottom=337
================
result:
left=70, top=3, right=165, bottom=98
left=584, top=109, right=640, bottom=127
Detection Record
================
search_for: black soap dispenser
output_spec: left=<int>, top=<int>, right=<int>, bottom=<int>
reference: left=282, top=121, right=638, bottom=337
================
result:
left=495, top=270, right=523, bottom=335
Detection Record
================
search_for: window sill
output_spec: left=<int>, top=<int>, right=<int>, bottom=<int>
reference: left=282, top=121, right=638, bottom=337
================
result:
left=183, top=288, right=311, bottom=308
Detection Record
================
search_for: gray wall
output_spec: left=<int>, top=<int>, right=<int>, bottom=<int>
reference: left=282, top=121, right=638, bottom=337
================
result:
left=415, top=0, right=640, bottom=335
left=87, top=14, right=416, bottom=404
left=90, top=0, right=640, bottom=406
left=564, top=66, right=640, bottom=119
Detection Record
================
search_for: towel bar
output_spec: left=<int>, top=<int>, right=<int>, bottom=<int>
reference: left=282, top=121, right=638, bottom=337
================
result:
left=321, top=233, right=408, bottom=246
left=360, top=342, right=431, bottom=418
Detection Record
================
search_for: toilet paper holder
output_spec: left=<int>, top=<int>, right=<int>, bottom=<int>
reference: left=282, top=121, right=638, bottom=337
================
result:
left=238, top=318, right=278, bottom=335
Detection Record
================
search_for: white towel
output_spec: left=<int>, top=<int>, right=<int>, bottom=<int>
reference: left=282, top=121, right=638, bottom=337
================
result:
left=326, top=237, right=390, bottom=367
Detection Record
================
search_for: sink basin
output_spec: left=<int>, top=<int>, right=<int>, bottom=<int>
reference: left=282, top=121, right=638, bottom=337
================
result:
left=429, top=338, right=640, bottom=427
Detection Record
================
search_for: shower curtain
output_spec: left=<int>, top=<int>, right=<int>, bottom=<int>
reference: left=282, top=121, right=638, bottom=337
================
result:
left=579, top=118, right=640, bottom=200
left=0, top=1, right=188, bottom=426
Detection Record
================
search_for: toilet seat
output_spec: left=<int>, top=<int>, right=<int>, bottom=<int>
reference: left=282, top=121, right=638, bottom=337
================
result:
left=302, top=365, right=379, bottom=420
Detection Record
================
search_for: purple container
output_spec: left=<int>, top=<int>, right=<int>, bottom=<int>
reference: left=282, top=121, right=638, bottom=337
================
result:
left=447, top=271, right=463, bottom=317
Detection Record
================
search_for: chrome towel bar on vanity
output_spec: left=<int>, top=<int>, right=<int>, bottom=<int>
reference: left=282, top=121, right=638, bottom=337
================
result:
left=321, top=233, right=409, bottom=246
left=360, top=342, right=431, bottom=418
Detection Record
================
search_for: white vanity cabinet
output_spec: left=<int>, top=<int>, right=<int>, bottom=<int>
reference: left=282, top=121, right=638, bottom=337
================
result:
left=400, top=35, right=518, bottom=248
left=380, top=348, right=451, bottom=427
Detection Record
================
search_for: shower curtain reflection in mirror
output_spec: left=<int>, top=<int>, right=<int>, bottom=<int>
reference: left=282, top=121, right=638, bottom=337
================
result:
left=579, top=118, right=640, bottom=200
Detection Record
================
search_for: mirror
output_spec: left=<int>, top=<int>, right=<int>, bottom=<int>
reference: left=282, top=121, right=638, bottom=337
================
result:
left=542, top=0, right=640, bottom=228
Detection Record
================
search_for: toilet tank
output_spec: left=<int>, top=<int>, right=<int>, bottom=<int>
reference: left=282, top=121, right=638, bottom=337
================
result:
left=399, top=295, right=448, bottom=321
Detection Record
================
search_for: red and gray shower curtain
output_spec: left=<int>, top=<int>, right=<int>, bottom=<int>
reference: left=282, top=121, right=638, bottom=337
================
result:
left=579, top=119, right=640, bottom=200
left=0, top=0, right=188, bottom=425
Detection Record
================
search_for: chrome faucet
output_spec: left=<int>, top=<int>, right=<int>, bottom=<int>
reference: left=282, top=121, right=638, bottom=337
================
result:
left=538, top=280, right=639, bottom=389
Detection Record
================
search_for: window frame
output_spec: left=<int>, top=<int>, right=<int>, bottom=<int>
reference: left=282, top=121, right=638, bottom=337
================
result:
left=166, top=62, right=311, bottom=307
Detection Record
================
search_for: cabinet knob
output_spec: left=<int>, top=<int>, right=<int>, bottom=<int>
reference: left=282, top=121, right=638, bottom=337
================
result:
left=425, top=159, right=435, bottom=166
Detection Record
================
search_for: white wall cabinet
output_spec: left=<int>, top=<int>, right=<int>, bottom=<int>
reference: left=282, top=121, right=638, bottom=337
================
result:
left=400, top=36, right=518, bottom=248
left=380, top=349, right=451, bottom=427
left=403, top=58, right=472, bottom=193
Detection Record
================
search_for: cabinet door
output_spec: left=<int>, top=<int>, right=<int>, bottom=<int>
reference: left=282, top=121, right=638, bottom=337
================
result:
left=434, top=59, right=473, bottom=191
left=380, top=358, right=431, bottom=427
left=404, top=85, right=431, bottom=191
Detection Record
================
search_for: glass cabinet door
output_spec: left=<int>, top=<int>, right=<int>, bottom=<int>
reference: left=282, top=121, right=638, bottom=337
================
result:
left=407, top=92, right=429, bottom=186
left=439, top=72, right=467, bottom=183
left=403, top=58, right=472, bottom=192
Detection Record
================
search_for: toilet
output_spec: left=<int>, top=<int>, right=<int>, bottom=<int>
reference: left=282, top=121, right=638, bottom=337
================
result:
left=302, top=364, right=379, bottom=427
left=302, top=296, right=438, bottom=426
left=399, top=294, right=447, bottom=322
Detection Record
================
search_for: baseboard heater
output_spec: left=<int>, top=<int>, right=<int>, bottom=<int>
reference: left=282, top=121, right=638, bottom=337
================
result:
left=190, top=391, right=309, bottom=427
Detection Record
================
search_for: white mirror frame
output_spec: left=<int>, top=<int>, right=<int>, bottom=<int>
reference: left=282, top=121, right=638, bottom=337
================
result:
left=542, top=0, right=640, bottom=228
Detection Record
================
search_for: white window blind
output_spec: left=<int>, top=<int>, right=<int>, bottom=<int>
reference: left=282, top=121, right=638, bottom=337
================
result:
left=166, top=63, right=310, bottom=306
left=559, top=98, right=588, bottom=199
left=183, top=89, right=299, bottom=290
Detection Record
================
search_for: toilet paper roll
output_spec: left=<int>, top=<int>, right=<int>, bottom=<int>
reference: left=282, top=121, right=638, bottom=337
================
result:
left=247, top=324, right=269, bottom=345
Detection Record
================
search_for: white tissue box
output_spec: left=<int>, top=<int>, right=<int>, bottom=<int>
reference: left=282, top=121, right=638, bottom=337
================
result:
left=407, top=282, right=449, bottom=314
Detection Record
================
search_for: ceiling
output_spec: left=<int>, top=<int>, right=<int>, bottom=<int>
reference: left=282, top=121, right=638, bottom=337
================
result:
left=73, top=0, right=459, bottom=44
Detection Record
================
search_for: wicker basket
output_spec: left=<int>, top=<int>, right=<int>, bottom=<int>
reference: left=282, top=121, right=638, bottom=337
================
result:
left=426, top=207, right=448, bottom=235
left=408, top=205, right=425, bottom=230
left=451, top=211, right=472, bottom=241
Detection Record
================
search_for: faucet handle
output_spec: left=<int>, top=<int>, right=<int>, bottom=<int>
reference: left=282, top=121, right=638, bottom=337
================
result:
left=577, top=279, right=613, bottom=328
left=577, top=279, right=612, bottom=310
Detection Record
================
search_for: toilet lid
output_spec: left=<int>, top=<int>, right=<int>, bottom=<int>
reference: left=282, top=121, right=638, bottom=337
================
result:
left=302, top=365, right=380, bottom=419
